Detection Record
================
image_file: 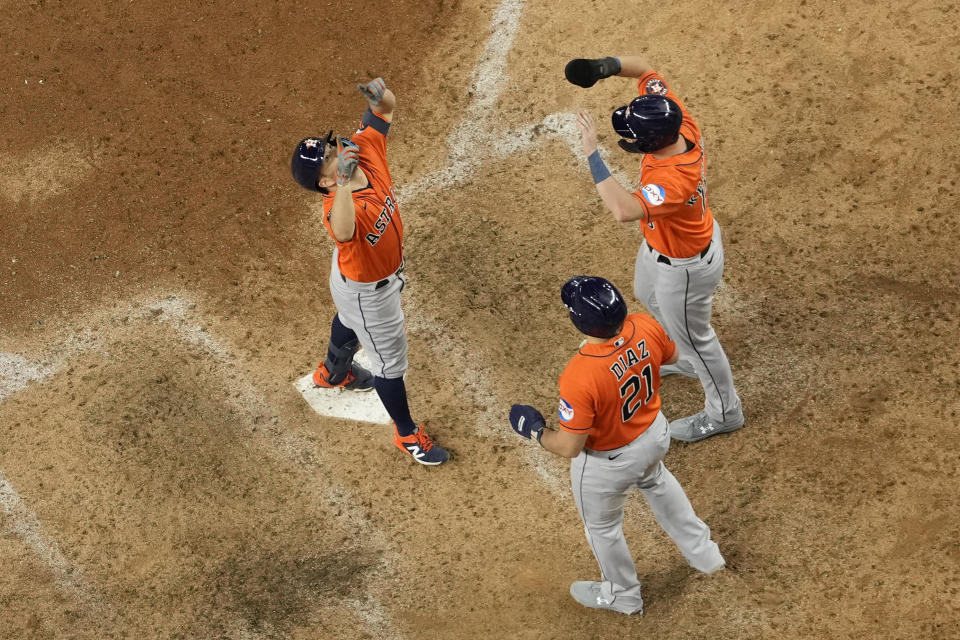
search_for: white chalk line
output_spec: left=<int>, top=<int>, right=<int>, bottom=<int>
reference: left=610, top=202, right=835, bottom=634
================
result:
left=401, top=109, right=631, bottom=204
left=0, top=294, right=403, bottom=640
left=396, top=0, right=596, bottom=496
left=447, top=0, right=526, bottom=163
left=149, top=299, right=403, bottom=639
left=0, top=352, right=55, bottom=404
left=0, top=473, right=105, bottom=611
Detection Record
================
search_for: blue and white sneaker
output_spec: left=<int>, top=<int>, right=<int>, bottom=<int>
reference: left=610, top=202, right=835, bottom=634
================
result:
left=392, top=425, right=449, bottom=466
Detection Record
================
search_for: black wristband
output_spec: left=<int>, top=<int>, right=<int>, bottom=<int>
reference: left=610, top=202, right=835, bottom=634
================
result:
left=598, top=57, right=621, bottom=78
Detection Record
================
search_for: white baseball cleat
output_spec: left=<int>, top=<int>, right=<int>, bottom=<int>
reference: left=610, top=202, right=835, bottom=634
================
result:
left=669, top=410, right=744, bottom=443
left=569, top=582, right=642, bottom=615
left=702, top=560, right=726, bottom=574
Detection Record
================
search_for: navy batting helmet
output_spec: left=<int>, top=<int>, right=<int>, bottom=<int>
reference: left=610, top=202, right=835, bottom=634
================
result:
left=611, top=95, right=682, bottom=153
left=561, top=276, right=627, bottom=339
left=291, top=130, right=334, bottom=192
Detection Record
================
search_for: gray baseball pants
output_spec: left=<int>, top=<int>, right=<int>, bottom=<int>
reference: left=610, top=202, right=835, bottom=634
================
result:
left=570, top=412, right=724, bottom=614
left=328, top=250, right=408, bottom=379
left=633, top=219, right=743, bottom=424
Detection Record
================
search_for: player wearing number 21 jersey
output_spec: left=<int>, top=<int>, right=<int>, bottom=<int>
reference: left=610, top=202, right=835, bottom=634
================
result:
left=507, top=277, right=724, bottom=615
left=558, top=312, right=671, bottom=451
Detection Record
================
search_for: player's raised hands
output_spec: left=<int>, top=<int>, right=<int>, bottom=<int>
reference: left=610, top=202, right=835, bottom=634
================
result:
left=358, top=77, right=387, bottom=107
left=335, top=137, right=359, bottom=186
left=565, top=57, right=621, bottom=88
left=509, top=404, right=545, bottom=440
left=576, top=109, right=599, bottom=156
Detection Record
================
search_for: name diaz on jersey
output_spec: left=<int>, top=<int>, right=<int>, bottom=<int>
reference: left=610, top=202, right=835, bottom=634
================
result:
left=608, top=338, right=651, bottom=381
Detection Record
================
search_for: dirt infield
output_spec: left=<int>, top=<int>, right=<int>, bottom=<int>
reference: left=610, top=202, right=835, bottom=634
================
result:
left=2, top=0, right=959, bottom=638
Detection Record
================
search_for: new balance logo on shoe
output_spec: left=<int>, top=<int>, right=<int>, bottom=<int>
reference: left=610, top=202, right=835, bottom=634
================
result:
left=392, top=425, right=449, bottom=466
left=405, top=444, right=425, bottom=460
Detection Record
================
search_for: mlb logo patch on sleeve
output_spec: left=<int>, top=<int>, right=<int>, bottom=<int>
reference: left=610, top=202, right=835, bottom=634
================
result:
left=641, top=184, right=666, bottom=206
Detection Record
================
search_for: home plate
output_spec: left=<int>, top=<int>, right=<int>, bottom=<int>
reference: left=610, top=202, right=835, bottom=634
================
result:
left=294, top=351, right=391, bottom=424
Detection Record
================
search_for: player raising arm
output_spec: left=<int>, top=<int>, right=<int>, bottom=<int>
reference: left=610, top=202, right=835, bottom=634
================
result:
left=507, top=276, right=725, bottom=614
left=566, top=54, right=745, bottom=444
left=290, top=77, right=448, bottom=466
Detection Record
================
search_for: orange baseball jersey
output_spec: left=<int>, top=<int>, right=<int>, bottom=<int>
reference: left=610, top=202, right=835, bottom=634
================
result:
left=557, top=313, right=677, bottom=451
left=632, top=71, right=714, bottom=259
left=322, top=109, right=404, bottom=283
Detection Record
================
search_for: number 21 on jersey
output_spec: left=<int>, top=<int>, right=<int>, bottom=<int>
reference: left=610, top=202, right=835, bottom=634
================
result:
left=608, top=340, right=653, bottom=423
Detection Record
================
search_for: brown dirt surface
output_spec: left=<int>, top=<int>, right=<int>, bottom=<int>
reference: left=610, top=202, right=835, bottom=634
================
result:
left=2, top=0, right=960, bottom=638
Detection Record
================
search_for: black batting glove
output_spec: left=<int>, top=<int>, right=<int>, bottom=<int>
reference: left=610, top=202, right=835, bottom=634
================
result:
left=564, top=57, right=622, bottom=88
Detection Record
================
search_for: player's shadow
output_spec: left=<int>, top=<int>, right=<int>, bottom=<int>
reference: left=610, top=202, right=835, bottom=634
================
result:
left=637, top=557, right=736, bottom=614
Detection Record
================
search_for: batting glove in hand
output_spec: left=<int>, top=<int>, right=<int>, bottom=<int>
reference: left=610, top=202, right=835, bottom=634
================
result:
left=358, top=77, right=387, bottom=108
left=509, top=404, right=545, bottom=440
left=335, top=138, right=359, bottom=186
left=564, top=57, right=621, bottom=88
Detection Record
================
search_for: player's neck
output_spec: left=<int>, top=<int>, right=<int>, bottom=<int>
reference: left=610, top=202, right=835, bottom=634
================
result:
left=330, top=167, right=369, bottom=192
left=652, top=136, right=689, bottom=160
left=350, top=166, right=370, bottom=190
left=584, top=335, right=613, bottom=345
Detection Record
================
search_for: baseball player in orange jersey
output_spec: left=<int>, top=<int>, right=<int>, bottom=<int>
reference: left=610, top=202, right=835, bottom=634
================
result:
left=290, top=78, right=448, bottom=465
left=509, top=276, right=724, bottom=614
left=565, top=55, right=745, bottom=443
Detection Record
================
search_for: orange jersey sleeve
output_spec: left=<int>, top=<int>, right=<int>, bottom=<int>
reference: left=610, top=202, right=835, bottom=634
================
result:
left=557, top=314, right=676, bottom=451
left=632, top=71, right=714, bottom=259
left=322, top=109, right=405, bottom=282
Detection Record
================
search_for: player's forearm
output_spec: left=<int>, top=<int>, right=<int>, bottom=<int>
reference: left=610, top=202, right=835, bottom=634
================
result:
left=329, top=191, right=356, bottom=242
left=373, top=89, right=396, bottom=120
left=614, top=56, right=653, bottom=78
left=538, top=428, right=584, bottom=458
left=596, top=178, right=646, bottom=223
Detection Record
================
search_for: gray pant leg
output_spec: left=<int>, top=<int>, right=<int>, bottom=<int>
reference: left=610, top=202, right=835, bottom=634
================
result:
left=643, top=235, right=741, bottom=422
left=569, top=413, right=723, bottom=607
left=634, top=243, right=697, bottom=376
left=329, top=260, right=409, bottom=379
left=635, top=417, right=724, bottom=571
left=570, top=453, right=643, bottom=612
left=638, top=462, right=724, bottom=572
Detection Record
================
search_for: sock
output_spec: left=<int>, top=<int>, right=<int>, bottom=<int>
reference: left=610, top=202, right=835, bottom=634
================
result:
left=329, top=314, right=357, bottom=349
left=374, top=376, right=417, bottom=436
left=321, top=315, right=360, bottom=384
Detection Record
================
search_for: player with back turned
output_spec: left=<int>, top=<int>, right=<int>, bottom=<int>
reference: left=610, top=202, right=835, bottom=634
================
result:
left=565, top=55, right=745, bottom=443
left=507, top=276, right=725, bottom=614
left=290, top=77, right=448, bottom=465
